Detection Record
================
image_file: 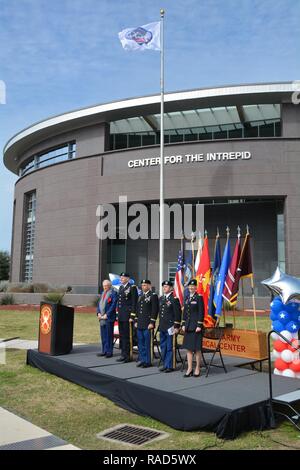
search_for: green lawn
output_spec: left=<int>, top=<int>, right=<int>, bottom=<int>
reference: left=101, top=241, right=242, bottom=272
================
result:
left=1, top=310, right=300, bottom=450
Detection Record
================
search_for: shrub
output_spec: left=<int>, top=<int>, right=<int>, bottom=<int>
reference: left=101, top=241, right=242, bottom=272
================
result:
left=7, top=283, right=34, bottom=293
left=43, top=292, right=64, bottom=304
left=0, top=294, right=15, bottom=305
left=0, top=251, right=10, bottom=281
left=0, top=280, right=9, bottom=292
left=33, top=283, right=49, bottom=293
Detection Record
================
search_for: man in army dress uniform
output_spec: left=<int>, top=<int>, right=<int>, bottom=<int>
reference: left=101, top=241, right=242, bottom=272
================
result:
left=134, top=279, right=159, bottom=368
left=158, top=280, right=182, bottom=372
left=116, top=272, right=138, bottom=363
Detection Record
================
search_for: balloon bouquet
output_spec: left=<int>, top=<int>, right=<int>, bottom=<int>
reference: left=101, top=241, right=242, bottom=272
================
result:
left=262, top=268, right=300, bottom=378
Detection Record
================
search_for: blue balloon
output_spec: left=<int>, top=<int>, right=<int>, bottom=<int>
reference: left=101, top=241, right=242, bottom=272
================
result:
left=286, top=302, right=300, bottom=314
left=270, top=310, right=278, bottom=321
left=286, top=321, right=300, bottom=333
left=276, top=310, right=291, bottom=325
left=270, top=297, right=284, bottom=313
left=272, top=320, right=284, bottom=332
left=290, top=311, right=300, bottom=322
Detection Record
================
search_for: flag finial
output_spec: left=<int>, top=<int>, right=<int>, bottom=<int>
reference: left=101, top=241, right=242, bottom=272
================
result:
left=216, top=227, right=220, bottom=238
left=204, top=229, right=208, bottom=238
left=226, top=226, right=230, bottom=238
left=160, top=8, right=165, bottom=17
left=237, top=225, right=241, bottom=238
left=246, top=224, right=250, bottom=235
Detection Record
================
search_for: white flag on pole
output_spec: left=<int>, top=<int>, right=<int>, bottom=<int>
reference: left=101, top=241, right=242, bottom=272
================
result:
left=118, top=22, right=160, bottom=51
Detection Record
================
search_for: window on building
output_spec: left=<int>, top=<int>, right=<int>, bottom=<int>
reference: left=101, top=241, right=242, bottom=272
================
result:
left=168, top=262, right=178, bottom=283
left=19, top=142, right=76, bottom=177
left=22, top=191, right=36, bottom=283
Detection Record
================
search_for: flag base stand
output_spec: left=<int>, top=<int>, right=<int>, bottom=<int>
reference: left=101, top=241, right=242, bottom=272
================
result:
left=202, top=328, right=268, bottom=360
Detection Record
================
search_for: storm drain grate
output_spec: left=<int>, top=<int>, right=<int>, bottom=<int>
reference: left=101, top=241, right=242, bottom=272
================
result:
left=97, top=424, right=169, bottom=446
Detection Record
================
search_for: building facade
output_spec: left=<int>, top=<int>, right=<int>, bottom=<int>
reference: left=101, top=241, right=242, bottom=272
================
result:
left=3, top=82, right=300, bottom=301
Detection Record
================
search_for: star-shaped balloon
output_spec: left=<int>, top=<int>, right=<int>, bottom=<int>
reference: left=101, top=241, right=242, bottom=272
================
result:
left=262, top=267, right=300, bottom=304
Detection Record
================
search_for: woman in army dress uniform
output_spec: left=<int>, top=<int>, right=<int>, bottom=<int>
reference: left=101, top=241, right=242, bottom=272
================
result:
left=181, top=279, right=204, bottom=377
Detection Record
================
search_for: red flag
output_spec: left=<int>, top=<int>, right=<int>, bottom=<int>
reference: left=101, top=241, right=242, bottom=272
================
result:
left=222, top=236, right=241, bottom=305
left=196, top=237, right=214, bottom=327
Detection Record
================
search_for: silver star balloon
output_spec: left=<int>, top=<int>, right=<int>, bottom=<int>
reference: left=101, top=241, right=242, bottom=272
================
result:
left=262, top=267, right=300, bottom=304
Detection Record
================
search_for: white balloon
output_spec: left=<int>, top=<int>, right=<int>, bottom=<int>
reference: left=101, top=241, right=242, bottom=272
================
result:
left=271, top=332, right=279, bottom=340
left=272, top=349, right=281, bottom=359
left=282, top=369, right=296, bottom=378
left=274, top=368, right=282, bottom=375
left=292, top=332, right=299, bottom=339
left=281, top=349, right=294, bottom=363
left=295, top=372, right=300, bottom=379
left=279, top=330, right=293, bottom=343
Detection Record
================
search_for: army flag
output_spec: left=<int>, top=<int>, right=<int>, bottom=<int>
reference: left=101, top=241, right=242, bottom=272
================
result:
left=118, top=22, right=161, bottom=51
left=229, top=233, right=253, bottom=305
left=184, top=248, right=194, bottom=286
left=213, top=238, right=231, bottom=317
left=196, top=237, right=213, bottom=326
left=222, top=236, right=241, bottom=305
left=208, top=234, right=221, bottom=318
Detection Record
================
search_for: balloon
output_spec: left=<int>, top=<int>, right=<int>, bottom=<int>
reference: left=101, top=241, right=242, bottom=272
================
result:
left=261, top=268, right=300, bottom=304
left=272, top=321, right=284, bottom=333
left=292, top=332, right=299, bottom=339
left=277, top=311, right=291, bottom=324
left=273, top=340, right=288, bottom=352
left=271, top=332, right=279, bottom=341
left=282, top=369, right=296, bottom=378
left=295, top=372, right=300, bottom=379
left=286, top=321, right=299, bottom=333
left=289, top=360, right=300, bottom=373
left=270, top=297, right=284, bottom=313
left=278, top=330, right=293, bottom=343
left=274, top=368, right=282, bottom=376
left=286, top=302, right=299, bottom=313
left=287, top=339, right=299, bottom=352
left=272, top=349, right=281, bottom=359
left=281, top=349, right=294, bottom=363
left=274, top=358, right=289, bottom=371
left=270, top=310, right=278, bottom=321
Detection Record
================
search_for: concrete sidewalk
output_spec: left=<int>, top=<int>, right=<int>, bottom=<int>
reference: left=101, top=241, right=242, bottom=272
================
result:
left=0, top=407, right=79, bottom=450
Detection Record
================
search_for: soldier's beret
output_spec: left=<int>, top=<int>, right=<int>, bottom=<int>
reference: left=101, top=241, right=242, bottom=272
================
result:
left=141, top=279, right=151, bottom=284
left=162, top=280, right=173, bottom=287
left=188, top=279, right=197, bottom=286
left=120, top=272, right=130, bottom=277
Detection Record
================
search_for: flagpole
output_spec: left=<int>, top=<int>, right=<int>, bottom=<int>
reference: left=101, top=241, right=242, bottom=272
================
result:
left=247, top=225, right=258, bottom=332
left=159, top=8, right=165, bottom=295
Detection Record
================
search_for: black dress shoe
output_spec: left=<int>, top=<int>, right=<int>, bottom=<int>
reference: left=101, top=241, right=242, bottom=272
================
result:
left=123, top=359, right=131, bottom=363
left=96, top=353, right=106, bottom=357
left=164, top=368, right=174, bottom=373
left=136, top=362, right=144, bottom=367
left=184, top=371, right=193, bottom=378
left=159, top=366, right=166, bottom=372
left=116, top=357, right=126, bottom=362
left=142, top=364, right=152, bottom=368
left=193, top=372, right=201, bottom=377
left=105, top=354, right=113, bottom=358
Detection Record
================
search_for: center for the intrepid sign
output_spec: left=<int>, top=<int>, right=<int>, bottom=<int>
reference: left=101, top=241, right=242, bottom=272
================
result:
left=128, top=151, right=252, bottom=168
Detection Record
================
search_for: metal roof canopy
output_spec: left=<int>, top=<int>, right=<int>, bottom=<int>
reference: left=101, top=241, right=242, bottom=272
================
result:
left=110, top=104, right=280, bottom=134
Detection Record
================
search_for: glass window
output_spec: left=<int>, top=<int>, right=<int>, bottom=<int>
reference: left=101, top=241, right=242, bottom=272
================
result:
left=22, top=191, right=36, bottom=283
left=20, top=142, right=76, bottom=176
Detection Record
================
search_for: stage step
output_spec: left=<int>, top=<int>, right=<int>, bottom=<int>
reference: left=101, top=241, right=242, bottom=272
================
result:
left=272, top=391, right=300, bottom=431
left=273, top=390, right=300, bottom=404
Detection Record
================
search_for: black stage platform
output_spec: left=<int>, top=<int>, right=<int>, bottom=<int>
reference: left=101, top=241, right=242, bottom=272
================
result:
left=27, top=344, right=300, bottom=439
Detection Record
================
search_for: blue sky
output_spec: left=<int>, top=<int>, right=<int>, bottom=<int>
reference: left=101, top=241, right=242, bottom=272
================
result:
left=0, top=0, right=299, bottom=251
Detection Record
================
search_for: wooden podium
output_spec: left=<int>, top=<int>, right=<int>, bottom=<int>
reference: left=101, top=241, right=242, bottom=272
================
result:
left=38, top=302, right=74, bottom=355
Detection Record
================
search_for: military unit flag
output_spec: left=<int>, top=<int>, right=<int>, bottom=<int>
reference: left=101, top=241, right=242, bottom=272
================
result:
left=118, top=22, right=161, bottom=51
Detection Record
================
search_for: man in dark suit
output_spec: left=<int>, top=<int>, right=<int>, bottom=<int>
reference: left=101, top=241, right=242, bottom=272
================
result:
left=158, top=280, right=182, bottom=372
left=134, top=279, right=159, bottom=368
left=116, top=272, right=138, bottom=363
left=96, top=279, right=118, bottom=358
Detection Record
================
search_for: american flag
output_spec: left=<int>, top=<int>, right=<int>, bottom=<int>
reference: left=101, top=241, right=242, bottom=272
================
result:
left=174, top=250, right=184, bottom=306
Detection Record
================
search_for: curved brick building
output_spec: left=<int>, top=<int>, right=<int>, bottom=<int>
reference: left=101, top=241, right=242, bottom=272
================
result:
left=3, top=82, right=300, bottom=302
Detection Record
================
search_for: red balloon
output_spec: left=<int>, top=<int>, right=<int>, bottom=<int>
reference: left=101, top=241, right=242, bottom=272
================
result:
left=289, top=360, right=300, bottom=372
left=273, top=340, right=288, bottom=353
left=274, top=358, right=289, bottom=371
left=288, top=339, right=299, bottom=352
